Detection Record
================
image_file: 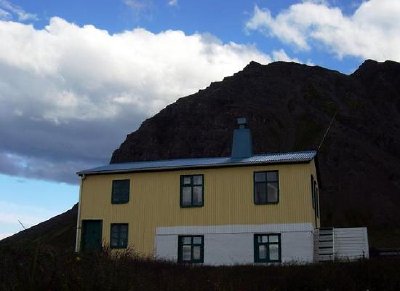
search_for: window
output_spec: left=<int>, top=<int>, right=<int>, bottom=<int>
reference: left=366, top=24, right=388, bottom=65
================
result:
left=254, top=171, right=279, bottom=204
left=178, top=235, right=204, bottom=263
left=311, top=176, right=316, bottom=209
left=314, top=181, right=320, bottom=218
left=254, top=234, right=281, bottom=263
left=180, top=175, right=204, bottom=207
left=112, top=179, right=130, bottom=204
left=110, top=223, right=128, bottom=249
left=311, top=176, right=320, bottom=218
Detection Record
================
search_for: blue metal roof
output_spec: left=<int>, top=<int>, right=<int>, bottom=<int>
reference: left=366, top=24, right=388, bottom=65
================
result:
left=77, top=150, right=317, bottom=176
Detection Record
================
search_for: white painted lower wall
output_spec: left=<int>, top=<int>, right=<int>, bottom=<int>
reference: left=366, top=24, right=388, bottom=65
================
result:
left=155, top=223, right=315, bottom=265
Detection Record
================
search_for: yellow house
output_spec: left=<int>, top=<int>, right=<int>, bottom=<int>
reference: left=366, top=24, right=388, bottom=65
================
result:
left=75, top=118, right=321, bottom=264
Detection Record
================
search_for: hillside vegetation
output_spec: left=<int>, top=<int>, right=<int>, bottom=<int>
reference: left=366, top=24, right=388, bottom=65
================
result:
left=1, top=245, right=400, bottom=291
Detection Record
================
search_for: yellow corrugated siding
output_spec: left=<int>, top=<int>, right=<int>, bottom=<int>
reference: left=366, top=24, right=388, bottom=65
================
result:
left=79, top=161, right=318, bottom=255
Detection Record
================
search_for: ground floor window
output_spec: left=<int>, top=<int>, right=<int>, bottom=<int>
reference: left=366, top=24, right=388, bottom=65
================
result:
left=254, top=233, right=281, bottom=263
left=110, top=223, right=128, bottom=249
left=178, top=235, right=204, bottom=263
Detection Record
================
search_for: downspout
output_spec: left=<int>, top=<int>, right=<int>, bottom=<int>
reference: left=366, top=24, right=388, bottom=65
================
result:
left=75, top=174, right=85, bottom=252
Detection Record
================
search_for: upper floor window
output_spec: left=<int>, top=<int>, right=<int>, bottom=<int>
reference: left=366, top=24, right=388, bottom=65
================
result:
left=110, top=223, right=128, bottom=249
left=254, top=233, right=281, bottom=263
left=112, top=179, right=130, bottom=204
left=254, top=171, right=279, bottom=204
left=178, top=235, right=204, bottom=263
left=180, top=175, right=204, bottom=207
left=311, top=176, right=320, bottom=218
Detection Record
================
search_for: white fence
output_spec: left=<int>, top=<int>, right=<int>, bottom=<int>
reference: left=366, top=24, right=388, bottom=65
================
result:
left=317, top=227, right=369, bottom=261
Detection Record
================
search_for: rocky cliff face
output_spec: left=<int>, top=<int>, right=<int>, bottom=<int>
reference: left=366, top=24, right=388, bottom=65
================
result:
left=111, top=60, right=400, bottom=232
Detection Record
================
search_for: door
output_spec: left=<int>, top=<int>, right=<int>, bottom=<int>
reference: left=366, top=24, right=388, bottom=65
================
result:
left=81, top=220, right=103, bottom=251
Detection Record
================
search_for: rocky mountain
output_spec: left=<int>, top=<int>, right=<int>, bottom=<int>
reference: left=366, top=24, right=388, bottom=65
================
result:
left=2, top=60, right=399, bottom=249
left=111, top=60, right=400, bottom=245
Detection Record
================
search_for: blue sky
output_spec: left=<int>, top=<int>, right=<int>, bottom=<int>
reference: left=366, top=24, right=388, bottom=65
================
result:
left=0, top=0, right=399, bottom=239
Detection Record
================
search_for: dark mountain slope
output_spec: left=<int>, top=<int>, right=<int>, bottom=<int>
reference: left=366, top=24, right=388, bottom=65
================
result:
left=111, top=60, right=400, bottom=242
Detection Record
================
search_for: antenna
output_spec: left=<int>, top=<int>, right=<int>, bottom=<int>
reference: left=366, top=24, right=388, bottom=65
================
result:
left=18, top=219, right=27, bottom=230
left=318, top=111, right=338, bottom=151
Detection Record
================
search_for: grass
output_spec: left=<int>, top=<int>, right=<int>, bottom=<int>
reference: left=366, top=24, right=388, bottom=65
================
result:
left=1, top=244, right=400, bottom=291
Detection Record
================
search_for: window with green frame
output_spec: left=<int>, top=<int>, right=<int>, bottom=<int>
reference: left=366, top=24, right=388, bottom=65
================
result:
left=314, top=181, right=320, bottom=218
left=111, top=179, right=130, bottom=204
left=178, top=235, right=204, bottom=263
left=180, top=174, right=204, bottom=207
left=254, top=171, right=279, bottom=204
left=254, top=233, right=281, bottom=263
left=311, top=175, right=320, bottom=218
left=110, top=223, right=128, bottom=249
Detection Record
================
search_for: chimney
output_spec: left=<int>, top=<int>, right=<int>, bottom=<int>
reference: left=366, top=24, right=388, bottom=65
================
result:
left=231, top=117, right=253, bottom=159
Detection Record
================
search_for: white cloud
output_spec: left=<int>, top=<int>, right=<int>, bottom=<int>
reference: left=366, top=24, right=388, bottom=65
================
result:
left=123, top=0, right=149, bottom=10
left=168, top=0, right=178, bottom=6
left=0, top=17, right=270, bottom=183
left=0, top=0, right=37, bottom=21
left=245, top=0, right=400, bottom=61
left=272, top=49, right=300, bottom=63
left=0, top=8, right=10, bottom=20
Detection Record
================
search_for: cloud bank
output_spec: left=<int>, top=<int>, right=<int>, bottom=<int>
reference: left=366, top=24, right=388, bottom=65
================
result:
left=0, top=17, right=270, bottom=184
left=246, top=0, right=400, bottom=61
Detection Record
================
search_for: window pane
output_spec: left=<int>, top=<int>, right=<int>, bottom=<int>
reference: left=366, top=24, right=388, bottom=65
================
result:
left=111, top=224, right=128, bottom=248
left=182, top=187, right=192, bottom=205
left=112, top=180, right=129, bottom=203
left=193, top=175, right=203, bottom=185
left=182, top=245, right=191, bottom=261
left=183, top=176, right=191, bottom=185
left=182, top=237, right=191, bottom=244
left=111, top=238, right=118, bottom=247
left=193, top=186, right=203, bottom=205
left=193, top=246, right=201, bottom=260
left=269, top=244, right=279, bottom=261
left=258, top=245, right=267, bottom=259
left=269, top=235, right=279, bottom=243
left=267, top=182, right=278, bottom=202
left=111, top=232, right=119, bottom=241
left=261, top=235, right=269, bottom=243
left=120, top=232, right=127, bottom=243
left=193, top=236, right=202, bottom=244
left=255, top=172, right=266, bottom=182
left=255, top=183, right=267, bottom=204
left=267, top=171, right=278, bottom=181
left=111, top=227, right=119, bottom=237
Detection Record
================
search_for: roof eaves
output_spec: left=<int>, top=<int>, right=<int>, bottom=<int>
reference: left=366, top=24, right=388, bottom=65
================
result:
left=77, top=151, right=317, bottom=176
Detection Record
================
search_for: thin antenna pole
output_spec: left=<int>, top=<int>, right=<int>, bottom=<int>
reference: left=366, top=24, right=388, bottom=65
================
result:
left=318, top=111, right=338, bottom=151
left=18, top=219, right=27, bottom=230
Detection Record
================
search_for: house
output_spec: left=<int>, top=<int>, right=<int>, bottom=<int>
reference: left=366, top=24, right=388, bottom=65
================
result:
left=75, top=118, right=367, bottom=264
